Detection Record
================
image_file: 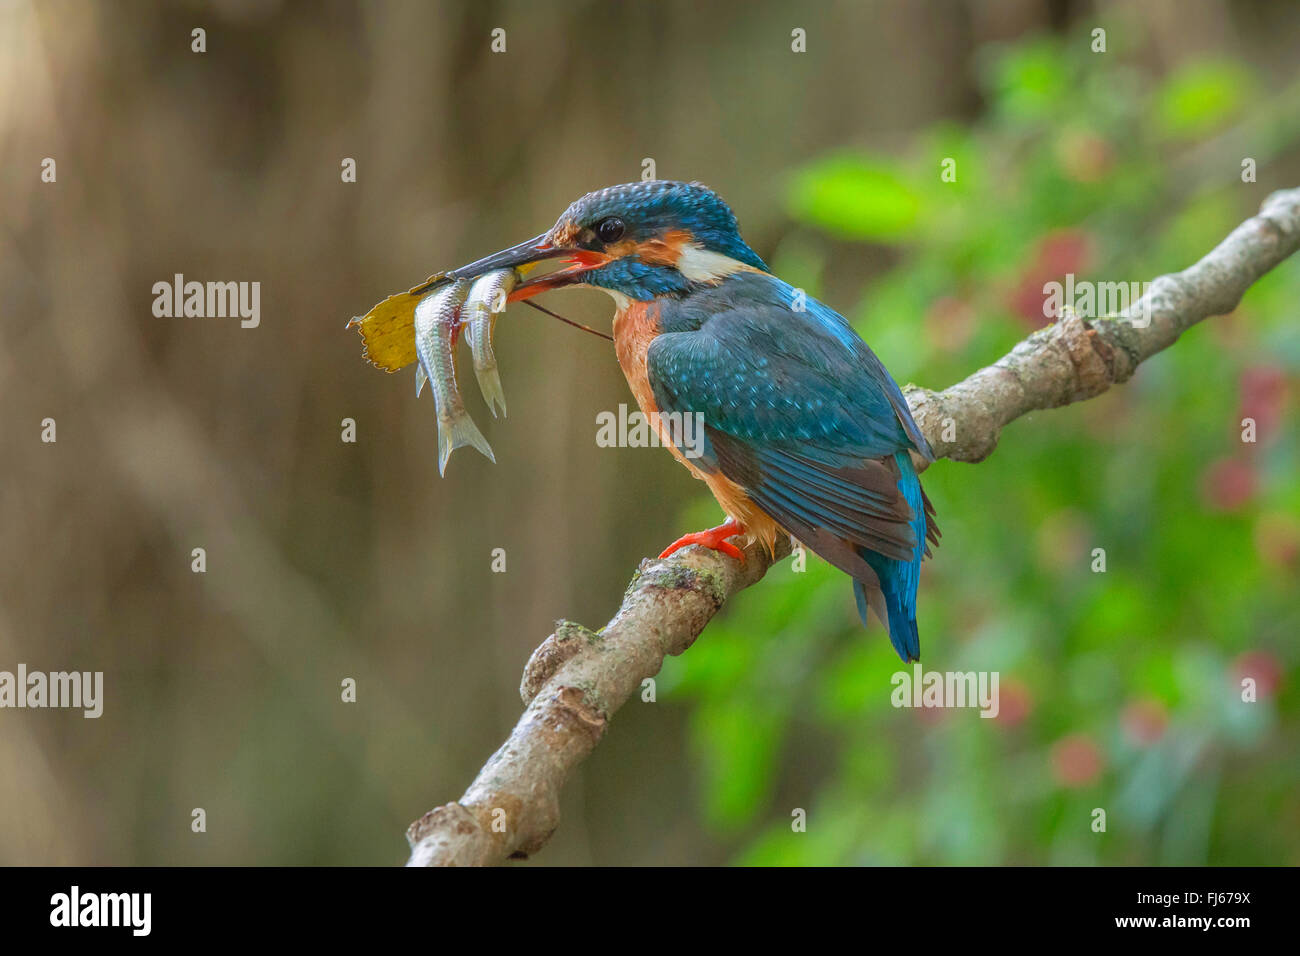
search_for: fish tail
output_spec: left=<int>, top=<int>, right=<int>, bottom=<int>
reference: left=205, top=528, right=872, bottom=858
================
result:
left=473, top=362, right=508, bottom=418
left=437, top=411, right=496, bottom=475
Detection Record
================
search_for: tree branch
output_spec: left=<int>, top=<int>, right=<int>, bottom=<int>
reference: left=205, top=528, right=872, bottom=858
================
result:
left=405, top=187, right=1300, bottom=866
left=905, top=187, right=1300, bottom=468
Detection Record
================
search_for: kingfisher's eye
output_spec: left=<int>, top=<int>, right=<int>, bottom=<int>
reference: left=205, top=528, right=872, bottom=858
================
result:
left=595, top=217, right=625, bottom=243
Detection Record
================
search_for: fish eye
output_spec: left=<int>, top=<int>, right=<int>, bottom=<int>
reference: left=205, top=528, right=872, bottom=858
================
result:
left=595, top=217, right=625, bottom=243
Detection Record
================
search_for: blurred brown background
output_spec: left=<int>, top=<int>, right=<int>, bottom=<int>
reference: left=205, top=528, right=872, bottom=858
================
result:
left=1, top=0, right=1296, bottom=865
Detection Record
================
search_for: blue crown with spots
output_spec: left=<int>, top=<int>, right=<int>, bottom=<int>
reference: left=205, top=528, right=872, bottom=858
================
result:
left=560, top=181, right=768, bottom=273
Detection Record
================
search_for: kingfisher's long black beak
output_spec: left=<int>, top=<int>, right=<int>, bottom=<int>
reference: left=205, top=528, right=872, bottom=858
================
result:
left=449, top=231, right=610, bottom=300
left=448, top=232, right=565, bottom=279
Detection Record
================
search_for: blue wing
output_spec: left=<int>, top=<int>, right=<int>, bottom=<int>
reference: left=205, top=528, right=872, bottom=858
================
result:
left=647, top=273, right=938, bottom=660
left=651, top=274, right=933, bottom=462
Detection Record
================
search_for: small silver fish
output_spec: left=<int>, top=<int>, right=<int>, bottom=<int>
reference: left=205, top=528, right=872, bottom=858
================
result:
left=464, top=269, right=517, bottom=418
left=413, top=278, right=495, bottom=475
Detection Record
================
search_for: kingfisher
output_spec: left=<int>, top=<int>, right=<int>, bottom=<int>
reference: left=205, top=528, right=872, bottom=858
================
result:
left=447, top=181, right=939, bottom=662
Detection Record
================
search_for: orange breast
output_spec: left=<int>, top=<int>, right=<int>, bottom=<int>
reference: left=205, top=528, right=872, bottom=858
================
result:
left=612, top=301, right=781, bottom=555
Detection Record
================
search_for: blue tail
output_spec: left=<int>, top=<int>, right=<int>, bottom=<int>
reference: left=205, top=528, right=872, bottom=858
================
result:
left=853, top=452, right=927, bottom=662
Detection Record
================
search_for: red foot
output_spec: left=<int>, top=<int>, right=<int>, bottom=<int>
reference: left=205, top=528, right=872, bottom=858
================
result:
left=658, top=518, right=746, bottom=561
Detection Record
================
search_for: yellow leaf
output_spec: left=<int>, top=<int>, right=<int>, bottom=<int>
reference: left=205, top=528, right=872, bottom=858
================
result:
left=346, top=273, right=448, bottom=373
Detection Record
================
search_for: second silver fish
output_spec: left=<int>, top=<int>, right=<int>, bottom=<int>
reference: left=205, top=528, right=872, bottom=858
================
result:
left=463, top=268, right=517, bottom=418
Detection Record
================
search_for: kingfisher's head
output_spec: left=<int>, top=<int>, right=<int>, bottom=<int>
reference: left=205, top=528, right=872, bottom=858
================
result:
left=449, top=181, right=768, bottom=303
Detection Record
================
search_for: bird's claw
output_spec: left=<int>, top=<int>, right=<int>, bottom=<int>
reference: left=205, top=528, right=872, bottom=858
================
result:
left=658, top=519, right=746, bottom=561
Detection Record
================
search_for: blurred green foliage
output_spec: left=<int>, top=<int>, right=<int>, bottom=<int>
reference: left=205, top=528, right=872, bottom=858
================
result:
left=662, top=30, right=1300, bottom=865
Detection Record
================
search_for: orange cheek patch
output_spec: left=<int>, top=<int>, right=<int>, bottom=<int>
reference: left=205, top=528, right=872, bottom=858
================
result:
left=630, top=229, right=692, bottom=267
left=635, top=241, right=677, bottom=266
left=602, top=238, right=640, bottom=260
